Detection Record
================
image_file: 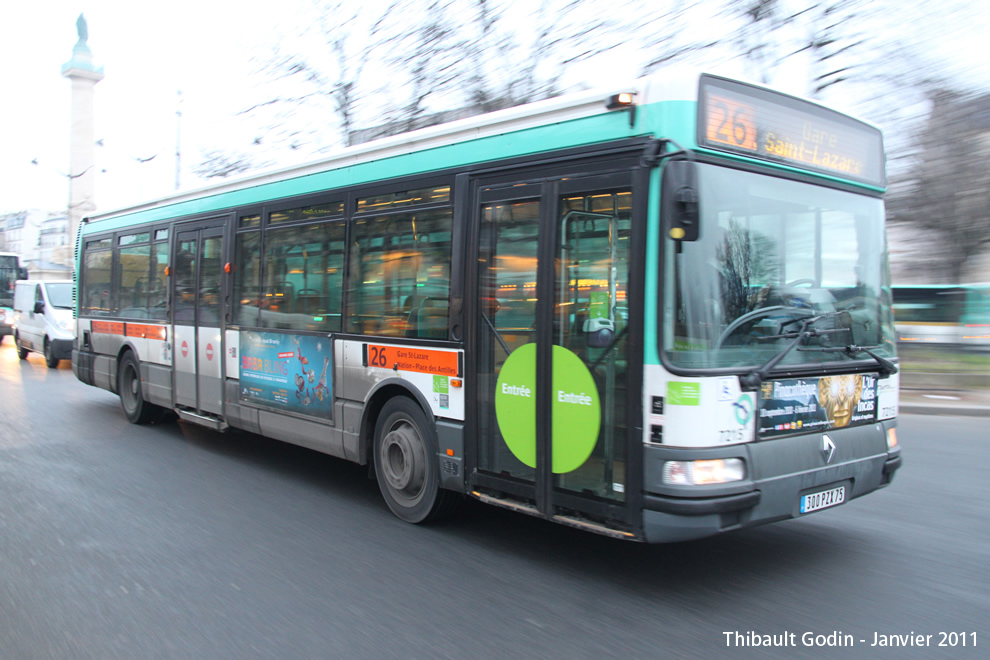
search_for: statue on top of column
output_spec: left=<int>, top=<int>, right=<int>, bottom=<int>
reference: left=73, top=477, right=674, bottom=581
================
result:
left=76, top=14, right=88, bottom=45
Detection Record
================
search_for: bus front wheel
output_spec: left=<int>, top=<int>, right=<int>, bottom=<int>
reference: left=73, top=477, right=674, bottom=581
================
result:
left=373, top=397, right=457, bottom=523
left=118, top=352, right=162, bottom=425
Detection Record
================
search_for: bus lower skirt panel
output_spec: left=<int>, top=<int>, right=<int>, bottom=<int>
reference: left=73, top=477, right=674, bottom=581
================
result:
left=222, top=378, right=348, bottom=460
left=142, top=362, right=173, bottom=409
left=72, top=349, right=94, bottom=386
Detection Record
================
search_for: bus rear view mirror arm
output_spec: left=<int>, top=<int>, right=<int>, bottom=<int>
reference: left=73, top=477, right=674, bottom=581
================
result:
left=662, top=159, right=701, bottom=242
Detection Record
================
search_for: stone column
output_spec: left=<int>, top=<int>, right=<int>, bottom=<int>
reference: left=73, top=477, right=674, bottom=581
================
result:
left=60, top=14, right=103, bottom=268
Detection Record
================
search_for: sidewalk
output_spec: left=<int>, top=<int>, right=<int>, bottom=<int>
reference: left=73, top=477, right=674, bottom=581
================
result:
left=898, top=388, right=990, bottom=417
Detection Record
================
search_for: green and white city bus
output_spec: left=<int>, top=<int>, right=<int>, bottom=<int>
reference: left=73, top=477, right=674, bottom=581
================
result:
left=72, top=72, right=902, bottom=542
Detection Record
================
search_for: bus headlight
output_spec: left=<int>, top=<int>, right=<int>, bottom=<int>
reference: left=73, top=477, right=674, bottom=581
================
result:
left=662, top=458, right=746, bottom=486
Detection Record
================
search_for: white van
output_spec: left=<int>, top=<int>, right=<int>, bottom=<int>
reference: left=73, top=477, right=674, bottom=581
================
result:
left=13, top=280, right=75, bottom=368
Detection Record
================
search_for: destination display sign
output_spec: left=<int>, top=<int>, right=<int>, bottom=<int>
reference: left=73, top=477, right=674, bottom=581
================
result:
left=758, top=373, right=879, bottom=438
left=365, top=344, right=461, bottom=377
left=699, top=75, right=885, bottom=187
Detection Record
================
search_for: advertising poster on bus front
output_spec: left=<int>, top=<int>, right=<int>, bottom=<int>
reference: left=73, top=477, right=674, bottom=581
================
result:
left=758, top=373, right=878, bottom=438
left=238, top=331, right=333, bottom=420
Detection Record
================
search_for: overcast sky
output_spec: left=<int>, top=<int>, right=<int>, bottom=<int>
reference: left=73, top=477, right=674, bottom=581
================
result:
left=1, top=0, right=988, bottom=217
left=0, top=0, right=286, bottom=214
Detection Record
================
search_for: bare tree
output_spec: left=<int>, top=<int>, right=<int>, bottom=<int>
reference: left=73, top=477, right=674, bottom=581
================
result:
left=382, top=0, right=464, bottom=133
left=461, top=0, right=505, bottom=111
left=349, top=0, right=634, bottom=142
left=243, top=0, right=400, bottom=149
left=723, top=0, right=874, bottom=97
left=725, top=0, right=801, bottom=83
left=638, top=0, right=723, bottom=75
left=194, top=150, right=270, bottom=180
left=454, top=0, right=632, bottom=110
left=506, top=0, right=626, bottom=100
left=887, top=89, right=990, bottom=283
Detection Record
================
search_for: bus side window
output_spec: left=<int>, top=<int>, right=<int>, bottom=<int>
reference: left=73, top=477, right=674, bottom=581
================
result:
left=347, top=209, right=452, bottom=338
left=82, top=248, right=112, bottom=316
left=116, top=243, right=152, bottom=318
left=405, top=262, right=450, bottom=339
left=233, top=231, right=262, bottom=327
left=258, top=222, right=344, bottom=332
left=148, top=238, right=169, bottom=320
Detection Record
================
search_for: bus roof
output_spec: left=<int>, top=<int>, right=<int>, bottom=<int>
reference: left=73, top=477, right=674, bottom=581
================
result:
left=85, top=74, right=663, bottom=226
left=82, top=69, right=884, bottom=231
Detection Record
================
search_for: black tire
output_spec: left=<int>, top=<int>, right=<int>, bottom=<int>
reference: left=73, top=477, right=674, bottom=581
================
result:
left=117, top=351, right=162, bottom=424
left=373, top=397, right=458, bottom=523
left=44, top=338, right=59, bottom=369
left=15, top=334, right=28, bottom=360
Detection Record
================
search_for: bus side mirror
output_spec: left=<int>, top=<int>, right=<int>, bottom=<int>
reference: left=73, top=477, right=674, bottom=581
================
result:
left=662, top=160, right=700, bottom=242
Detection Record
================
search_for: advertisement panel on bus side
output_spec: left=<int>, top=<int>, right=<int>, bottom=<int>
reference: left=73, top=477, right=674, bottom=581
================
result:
left=238, top=331, right=333, bottom=420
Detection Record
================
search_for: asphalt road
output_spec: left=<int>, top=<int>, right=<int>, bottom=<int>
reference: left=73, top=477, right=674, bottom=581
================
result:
left=1, top=341, right=987, bottom=659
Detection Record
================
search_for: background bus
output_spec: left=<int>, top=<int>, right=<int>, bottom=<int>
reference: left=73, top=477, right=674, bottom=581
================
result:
left=72, top=72, right=901, bottom=542
left=892, top=284, right=990, bottom=346
left=0, top=252, right=28, bottom=343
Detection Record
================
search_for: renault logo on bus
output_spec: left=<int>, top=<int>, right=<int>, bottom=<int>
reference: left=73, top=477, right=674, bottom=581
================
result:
left=822, top=435, right=836, bottom=464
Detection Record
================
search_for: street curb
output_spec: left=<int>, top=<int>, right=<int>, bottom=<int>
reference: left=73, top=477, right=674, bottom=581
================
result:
left=899, top=404, right=990, bottom=418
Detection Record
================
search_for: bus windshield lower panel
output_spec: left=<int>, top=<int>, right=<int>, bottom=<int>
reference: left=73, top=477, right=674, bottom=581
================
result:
left=663, top=164, right=895, bottom=371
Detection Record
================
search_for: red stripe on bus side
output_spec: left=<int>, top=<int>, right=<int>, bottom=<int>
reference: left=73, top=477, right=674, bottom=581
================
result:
left=89, top=321, right=166, bottom=341
left=125, top=324, right=167, bottom=340
left=90, top=321, right=124, bottom=335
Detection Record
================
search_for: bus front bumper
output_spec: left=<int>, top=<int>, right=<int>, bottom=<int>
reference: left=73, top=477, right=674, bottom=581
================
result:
left=641, top=421, right=901, bottom=543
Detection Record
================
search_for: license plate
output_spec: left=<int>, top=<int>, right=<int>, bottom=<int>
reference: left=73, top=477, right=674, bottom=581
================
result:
left=800, top=486, right=846, bottom=514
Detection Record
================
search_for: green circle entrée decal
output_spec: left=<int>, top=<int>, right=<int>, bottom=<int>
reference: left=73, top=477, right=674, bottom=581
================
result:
left=495, top=344, right=601, bottom=474
left=549, top=345, right=601, bottom=473
left=494, top=344, right=538, bottom=468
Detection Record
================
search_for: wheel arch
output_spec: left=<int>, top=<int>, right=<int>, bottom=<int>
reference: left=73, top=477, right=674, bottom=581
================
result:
left=111, top=341, right=141, bottom=394
left=359, top=378, right=435, bottom=468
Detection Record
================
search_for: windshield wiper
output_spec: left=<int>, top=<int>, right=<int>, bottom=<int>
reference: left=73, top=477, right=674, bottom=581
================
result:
left=738, top=314, right=848, bottom=389
left=797, top=343, right=898, bottom=377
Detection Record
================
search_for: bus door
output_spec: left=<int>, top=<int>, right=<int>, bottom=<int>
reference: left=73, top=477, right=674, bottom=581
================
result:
left=471, top=171, right=635, bottom=527
left=172, top=221, right=226, bottom=416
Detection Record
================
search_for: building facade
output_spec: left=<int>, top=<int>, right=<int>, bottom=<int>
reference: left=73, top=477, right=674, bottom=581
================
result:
left=0, top=210, right=72, bottom=279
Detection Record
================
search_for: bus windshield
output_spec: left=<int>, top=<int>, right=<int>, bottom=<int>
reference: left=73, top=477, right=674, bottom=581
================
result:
left=663, top=164, right=895, bottom=371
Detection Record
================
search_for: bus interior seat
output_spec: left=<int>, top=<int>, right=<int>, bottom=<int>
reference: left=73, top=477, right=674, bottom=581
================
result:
left=263, top=281, right=294, bottom=312
left=407, top=297, right=449, bottom=339
left=296, top=288, right=322, bottom=315
left=403, top=294, right=426, bottom=336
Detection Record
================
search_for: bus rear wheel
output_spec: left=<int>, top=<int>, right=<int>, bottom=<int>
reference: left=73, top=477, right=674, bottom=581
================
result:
left=118, top=351, right=163, bottom=425
left=373, top=397, right=457, bottom=523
